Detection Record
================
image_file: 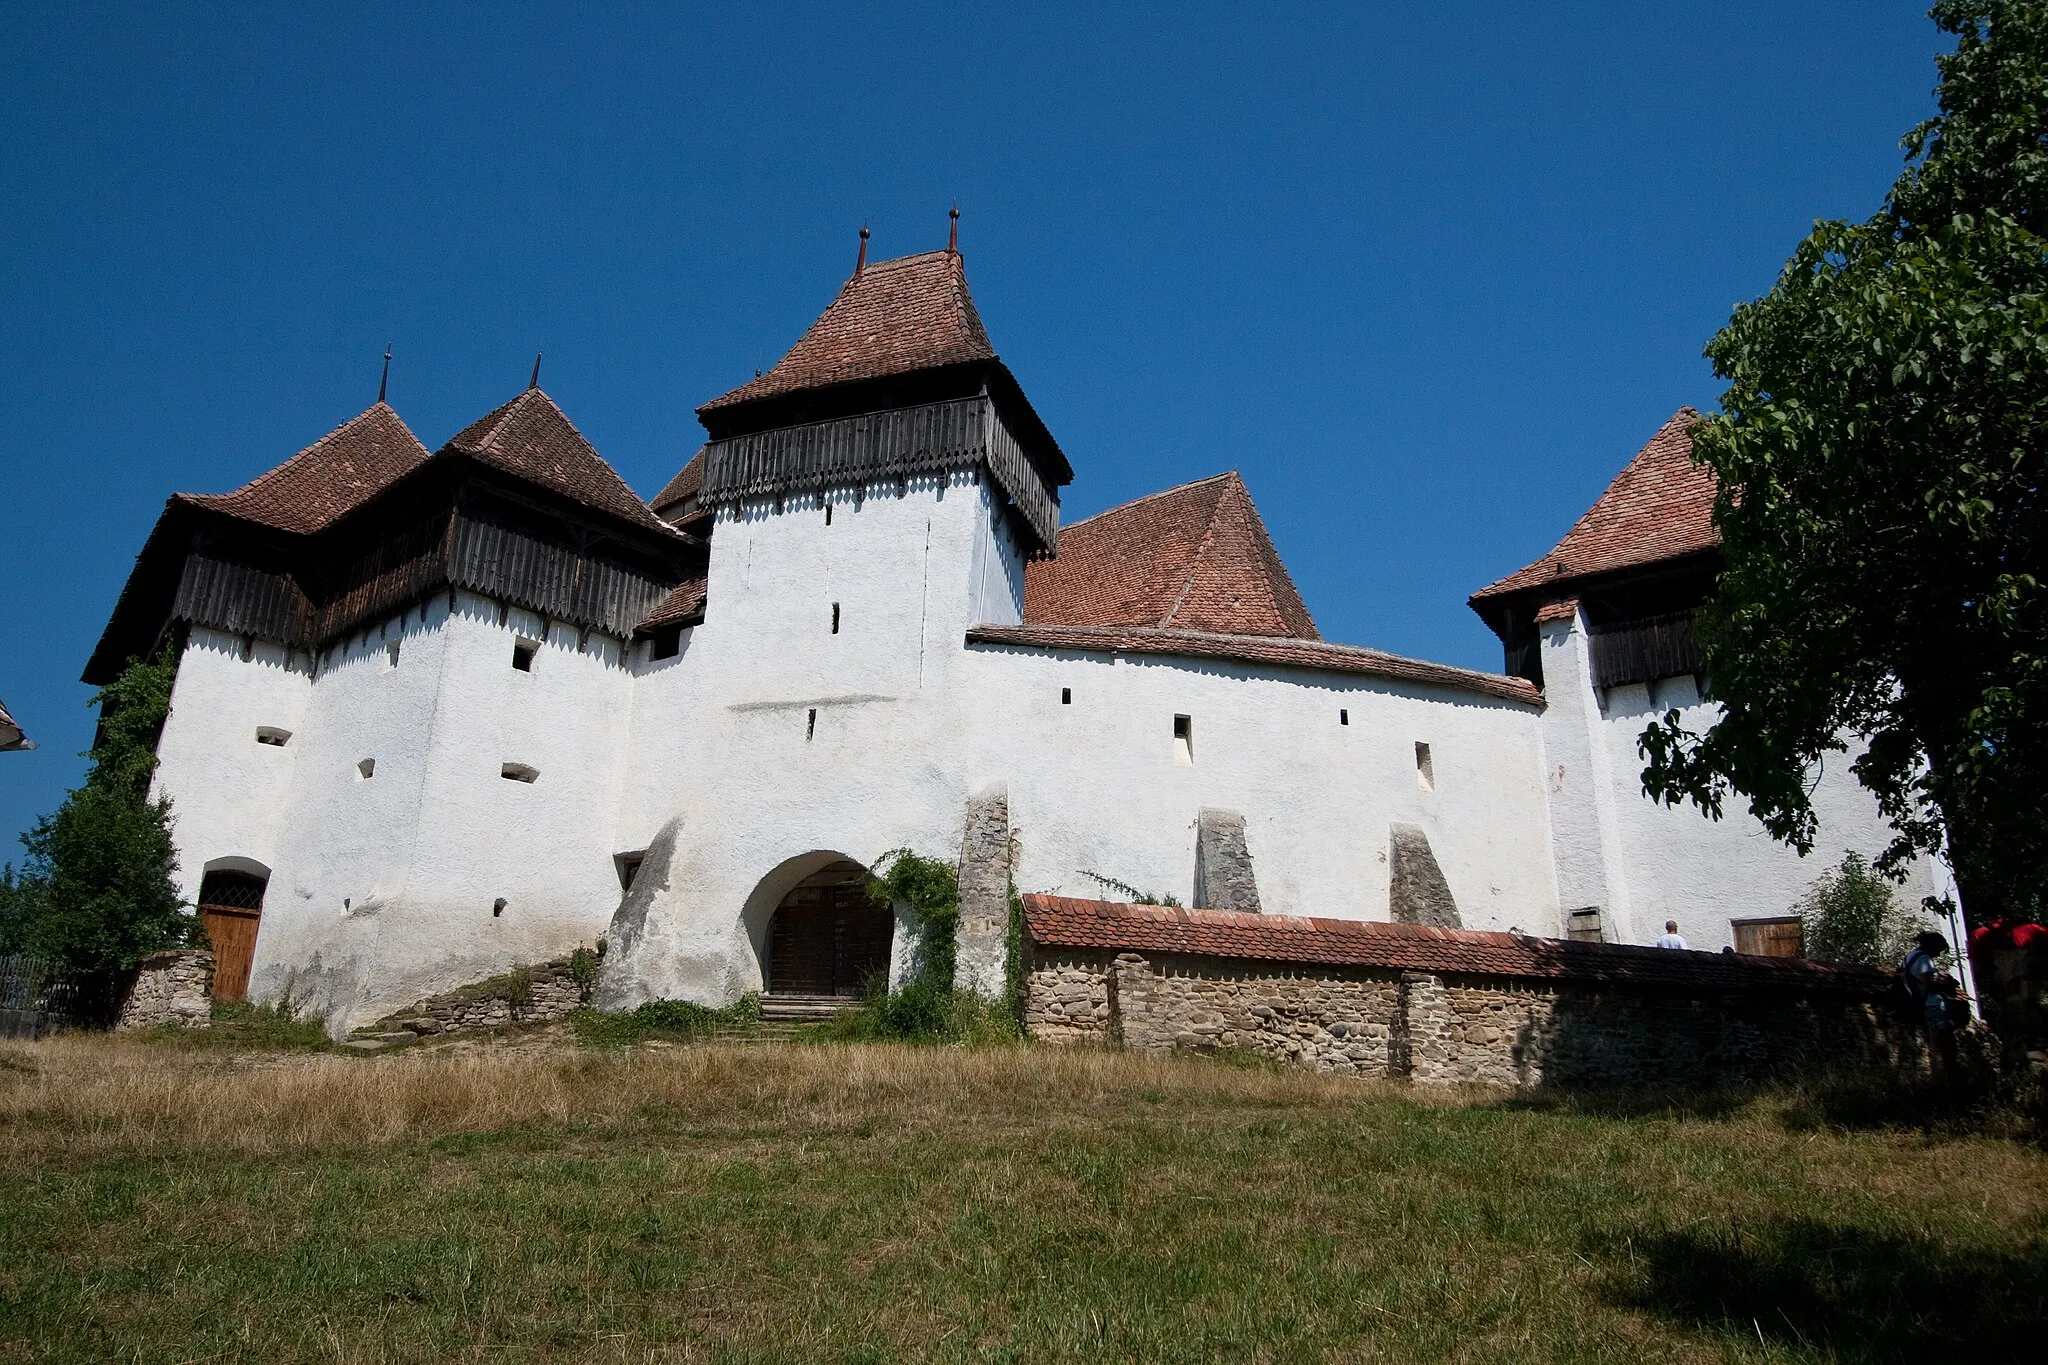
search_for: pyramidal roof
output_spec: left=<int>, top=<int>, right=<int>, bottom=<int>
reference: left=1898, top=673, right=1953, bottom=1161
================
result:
left=700, top=249, right=996, bottom=412
left=1471, top=408, right=1716, bottom=602
left=180, top=402, right=431, bottom=535
left=650, top=447, right=705, bottom=519
left=1024, top=472, right=1319, bottom=639
left=442, top=387, right=676, bottom=536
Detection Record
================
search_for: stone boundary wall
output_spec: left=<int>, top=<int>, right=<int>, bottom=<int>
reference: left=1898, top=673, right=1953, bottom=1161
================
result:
left=115, top=949, right=215, bottom=1030
left=365, top=956, right=588, bottom=1037
left=1024, top=949, right=1919, bottom=1087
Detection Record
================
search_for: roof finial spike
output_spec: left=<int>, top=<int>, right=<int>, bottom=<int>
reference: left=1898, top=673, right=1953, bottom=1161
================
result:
left=378, top=345, right=391, bottom=404
left=855, top=222, right=870, bottom=275
left=948, top=204, right=959, bottom=254
left=529, top=352, right=542, bottom=391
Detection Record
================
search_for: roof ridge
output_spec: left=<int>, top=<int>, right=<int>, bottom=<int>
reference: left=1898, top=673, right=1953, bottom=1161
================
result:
left=1156, top=473, right=1238, bottom=628
left=215, top=402, right=415, bottom=498
left=1057, top=472, right=1238, bottom=533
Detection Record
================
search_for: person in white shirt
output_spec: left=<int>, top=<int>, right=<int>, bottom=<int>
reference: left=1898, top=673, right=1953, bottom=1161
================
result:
left=1655, top=920, right=1690, bottom=950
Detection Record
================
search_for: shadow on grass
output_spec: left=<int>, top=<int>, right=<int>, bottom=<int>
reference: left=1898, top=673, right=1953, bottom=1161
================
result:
left=1599, top=1216, right=2048, bottom=1362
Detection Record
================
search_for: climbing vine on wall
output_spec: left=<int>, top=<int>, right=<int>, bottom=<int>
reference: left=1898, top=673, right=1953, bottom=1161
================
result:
left=867, top=848, right=958, bottom=988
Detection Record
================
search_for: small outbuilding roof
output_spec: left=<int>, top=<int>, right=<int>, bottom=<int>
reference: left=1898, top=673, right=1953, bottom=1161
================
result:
left=180, top=402, right=432, bottom=534
left=442, top=387, right=678, bottom=538
left=1024, top=472, right=1319, bottom=640
left=700, top=249, right=996, bottom=412
left=1470, top=408, right=1716, bottom=603
left=651, top=448, right=706, bottom=519
left=1021, top=896, right=1891, bottom=996
left=635, top=576, right=708, bottom=632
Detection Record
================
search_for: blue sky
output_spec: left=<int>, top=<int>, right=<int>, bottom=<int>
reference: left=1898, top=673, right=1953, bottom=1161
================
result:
left=0, top=2, right=1947, bottom=852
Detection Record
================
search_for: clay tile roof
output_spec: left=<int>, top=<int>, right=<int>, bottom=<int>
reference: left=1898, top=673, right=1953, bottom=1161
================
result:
left=651, top=448, right=705, bottom=518
left=1024, top=473, right=1318, bottom=639
left=1021, top=896, right=1892, bottom=996
left=700, top=250, right=995, bottom=411
left=635, top=575, right=707, bottom=631
left=968, top=623, right=1540, bottom=705
left=179, top=402, right=431, bottom=535
left=443, top=388, right=677, bottom=537
left=1471, top=409, right=1717, bottom=602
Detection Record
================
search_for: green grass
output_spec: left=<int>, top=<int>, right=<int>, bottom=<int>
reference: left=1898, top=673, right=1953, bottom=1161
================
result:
left=570, top=994, right=763, bottom=1046
left=0, top=1035, right=2043, bottom=1363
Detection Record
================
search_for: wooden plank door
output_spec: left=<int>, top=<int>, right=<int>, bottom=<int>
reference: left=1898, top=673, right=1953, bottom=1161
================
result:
left=200, top=905, right=262, bottom=1002
left=1733, top=917, right=1805, bottom=959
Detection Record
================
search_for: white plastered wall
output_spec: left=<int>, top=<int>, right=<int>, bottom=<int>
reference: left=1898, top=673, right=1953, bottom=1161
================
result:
left=1541, top=607, right=1936, bottom=949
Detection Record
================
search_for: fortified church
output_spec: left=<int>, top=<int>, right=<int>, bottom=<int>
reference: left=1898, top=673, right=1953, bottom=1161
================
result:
left=91, top=229, right=1937, bottom=1032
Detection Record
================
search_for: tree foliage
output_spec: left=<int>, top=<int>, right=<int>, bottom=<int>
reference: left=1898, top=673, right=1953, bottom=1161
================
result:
left=1799, top=852, right=1932, bottom=966
left=1641, top=1, right=2048, bottom=921
left=0, top=649, right=189, bottom=1015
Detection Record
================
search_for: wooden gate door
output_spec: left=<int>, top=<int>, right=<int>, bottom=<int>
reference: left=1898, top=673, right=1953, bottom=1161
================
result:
left=200, top=906, right=262, bottom=1002
left=768, top=874, right=895, bottom=996
left=1733, top=916, right=1805, bottom=958
left=195, top=869, right=268, bottom=1002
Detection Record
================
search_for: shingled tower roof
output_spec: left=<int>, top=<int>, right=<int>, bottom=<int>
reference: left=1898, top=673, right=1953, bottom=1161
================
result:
left=442, top=387, right=676, bottom=537
left=1025, top=472, right=1318, bottom=639
left=180, top=402, right=431, bottom=534
left=700, top=249, right=996, bottom=412
left=1470, top=408, right=1716, bottom=603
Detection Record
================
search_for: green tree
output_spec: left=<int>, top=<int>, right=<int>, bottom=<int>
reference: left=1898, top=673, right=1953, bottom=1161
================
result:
left=1799, top=852, right=1931, bottom=966
left=1, top=649, right=189, bottom=1015
left=1641, top=1, right=2048, bottom=923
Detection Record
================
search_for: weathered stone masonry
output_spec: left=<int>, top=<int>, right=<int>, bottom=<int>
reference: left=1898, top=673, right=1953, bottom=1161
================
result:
left=1020, top=896, right=1921, bottom=1087
left=115, top=949, right=215, bottom=1030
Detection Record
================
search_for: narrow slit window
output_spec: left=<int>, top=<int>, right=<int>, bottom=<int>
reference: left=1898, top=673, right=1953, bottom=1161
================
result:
left=255, top=726, right=292, bottom=746
left=357, top=758, right=376, bottom=779
left=1173, top=714, right=1194, bottom=766
left=824, top=502, right=833, bottom=525
left=512, top=638, right=539, bottom=672
left=385, top=640, right=401, bottom=668
left=830, top=602, right=840, bottom=634
left=1340, top=709, right=1349, bottom=726
left=501, top=762, right=539, bottom=783
left=1061, top=687, right=1072, bottom=705
left=492, top=898, right=507, bottom=918
left=1415, top=742, right=1435, bottom=791
left=806, top=708, right=817, bottom=741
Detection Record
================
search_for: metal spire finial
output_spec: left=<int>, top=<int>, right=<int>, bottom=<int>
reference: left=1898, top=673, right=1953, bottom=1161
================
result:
left=856, top=222, right=869, bottom=274
left=378, top=345, right=391, bottom=404
left=948, top=205, right=959, bottom=253
left=529, top=352, right=542, bottom=390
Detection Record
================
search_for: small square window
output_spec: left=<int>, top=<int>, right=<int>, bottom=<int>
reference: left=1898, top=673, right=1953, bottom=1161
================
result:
left=493, top=898, right=507, bottom=918
left=615, top=851, right=647, bottom=891
left=648, top=626, right=682, bottom=661
left=1567, top=907, right=1603, bottom=943
left=513, top=638, right=539, bottom=672
left=501, top=762, right=539, bottom=783
left=357, top=758, right=376, bottom=779
left=385, top=640, right=401, bottom=668
left=1173, top=714, right=1193, bottom=766
left=1416, top=742, right=1435, bottom=791
left=255, top=726, right=292, bottom=747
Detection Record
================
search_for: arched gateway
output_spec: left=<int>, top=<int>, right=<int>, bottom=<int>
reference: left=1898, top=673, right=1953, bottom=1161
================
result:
left=765, top=859, right=893, bottom=997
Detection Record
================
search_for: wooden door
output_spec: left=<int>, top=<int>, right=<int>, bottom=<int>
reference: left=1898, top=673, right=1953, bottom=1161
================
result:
left=200, top=906, right=262, bottom=1002
left=768, top=880, right=895, bottom=996
left=1733, top=917, right=1804, bottom=958
left=768, top=901, right=836, bottom=995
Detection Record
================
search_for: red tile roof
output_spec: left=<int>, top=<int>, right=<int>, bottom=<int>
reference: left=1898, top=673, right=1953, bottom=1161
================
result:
left=967, top=624, right=1541, bottom=705
left=180, top=403, right=431, bottom=534
left=1021, top=895, right=1891, bottom=996
left=1471, top=409, right=1717, bottom=602
left=443, top=388, right=677, bottom=537
left=700, top=250, right=995, bottom=411
left=1024, top=473, right=1318, bottom=639
left=651, top=448, right=705, bottom=518
left=636, top=576, right=707, bottom=630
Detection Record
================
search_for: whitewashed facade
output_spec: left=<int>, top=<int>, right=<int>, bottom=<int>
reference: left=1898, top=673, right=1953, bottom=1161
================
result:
left=99, top=245, right=1932, bottom=1032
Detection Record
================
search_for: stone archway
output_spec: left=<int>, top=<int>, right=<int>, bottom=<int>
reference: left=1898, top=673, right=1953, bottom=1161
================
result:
left=764, top=857, right=892, bottom=997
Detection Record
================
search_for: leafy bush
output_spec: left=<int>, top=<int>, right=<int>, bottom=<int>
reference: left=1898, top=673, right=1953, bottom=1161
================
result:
left=568, top=945, right=600, bottom=1004
left=572, top=993, right=761, bottom=1046
left=1799, top=852, right=1929, bottom=966
left=818, top=977, right=1021, bottom=1046
left=1, top=650, right=190, bottom=1018
left=867, top=848, right=958, bottom=987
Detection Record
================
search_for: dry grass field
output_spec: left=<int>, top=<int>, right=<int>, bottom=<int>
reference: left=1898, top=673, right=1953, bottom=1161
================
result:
left=1, top=1029, right=2044, bottom=1363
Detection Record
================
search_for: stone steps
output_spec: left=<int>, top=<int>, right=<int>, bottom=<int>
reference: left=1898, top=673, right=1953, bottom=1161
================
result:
left=759, top=993, right=861, bottom=1024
